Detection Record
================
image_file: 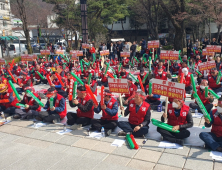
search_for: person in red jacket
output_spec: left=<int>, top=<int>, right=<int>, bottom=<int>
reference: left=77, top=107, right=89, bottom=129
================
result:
left=16, top=72, right=33, bottom=94
left=68, top=86, right=94, bottom=130
left=36, top=87, right=67, bottom=123
left=180, top=68, right=192, bottom=94
left=178, top=60, right=189, bottom=75
left=207, top=68, right=222, bottom=93
left=190, top=80, right=214, bottom=114
left=118, top=90, right=151, bottom=137
left=91, top=89, right=118, bottom=136
left=14, top=86, right=41, bottom=119
left=119, top=78, right=138, bottom=106
left=98, top=67, right=108, bottom=87
left=199, top=98, right=222, bottom=152
left=157, top=99, right=193, bottom=145
left=155, top=67, right=171, bottom=80
left=0, top=83, right=19, bottom=118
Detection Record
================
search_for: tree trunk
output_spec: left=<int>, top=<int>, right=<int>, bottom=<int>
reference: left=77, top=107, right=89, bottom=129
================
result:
left=174, top=28, right=183, bottom=51
left=216, top=25, right=221, bottom=42
left=208, top=18, right=211, bottom=42
left=75, top=33, right=78, bottom=49
left=121, top=20, right=124, bottom=31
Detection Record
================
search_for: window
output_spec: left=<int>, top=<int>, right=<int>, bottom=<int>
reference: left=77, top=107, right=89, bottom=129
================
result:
left=3, top=20, right=7, bottom=27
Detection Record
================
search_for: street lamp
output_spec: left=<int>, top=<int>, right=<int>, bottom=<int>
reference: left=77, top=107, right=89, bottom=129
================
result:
left=80, top=0, right=88, bottom=43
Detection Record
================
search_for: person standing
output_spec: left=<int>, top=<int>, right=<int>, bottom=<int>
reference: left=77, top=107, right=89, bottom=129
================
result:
left=187, top=39, right=192, bottom=57
left=130, top=41, right=136, bottom=62
left=109, top=42, right=116, bottom=61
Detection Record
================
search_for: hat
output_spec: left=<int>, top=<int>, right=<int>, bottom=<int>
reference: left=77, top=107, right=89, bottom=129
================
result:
left=104, top=89, right=112, bottom=96
left=140, top=68, right=145, bottom=73
left=46, top=87, right=57, bottom=98
left=0, top=84, right=8, bottom=93
left=182, top=68, right=188, bottom=73
left=77, top=86, right=86, bottom=93
left=127, top=77, right=132, bottom=82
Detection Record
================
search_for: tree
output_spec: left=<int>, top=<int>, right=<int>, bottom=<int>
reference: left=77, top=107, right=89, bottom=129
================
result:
left=11, top=0, right=54, bottom=54
left=158, top=0, right=187, bottom=50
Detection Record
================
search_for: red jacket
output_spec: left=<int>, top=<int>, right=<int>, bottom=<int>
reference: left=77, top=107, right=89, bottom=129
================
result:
left=195, top=86, right=210, bottom=105
left=20, top=76, right=33, bottom=89
left=77, top=94, right=94, bottom=119
left=154, top=65, right=165, bottom=74
left=100, top=73, right=108, bottom=83
left=24, top=93, right=41, bottom=112
left=128, top=100, right=150, bottom=125
left=208, top=75, right=222, bottom=89
left=211, top=109, right=222, bottom=137
left=125, top=83, right=137, bottom=98
left=155, top=71, right=167, bottom=80
left=0, top=88, right=18, bottom=109
left=47, top=94, right=67, bottom=119
left=89, top=47, right=95, bottom=54
left=167, top=104, right=189, bottom=126
left=101, top=97, right=118, bottom=121
left=180, top=72, right=191, bottom=87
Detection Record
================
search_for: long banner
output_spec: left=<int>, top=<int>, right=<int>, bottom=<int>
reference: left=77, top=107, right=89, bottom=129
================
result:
left=198, top=61, right=216, bottom=71
left=206, top=45, right=221, bottom=53
left=0, top=59, right=5, bottom=65
left=160, top=50, right=179, bottom=60
left=152, top=79, right=185, bottom=100
left=148, top=40, right=159, bottom=48
left=40, top=50, right=50, bottom=55
left=202, top=49, right=215, bottom=56
left=21, top=54, right=33, bottom=61
left=120, top=52, right=130, bottom=57
left=108, top=78, right=129, bottom=94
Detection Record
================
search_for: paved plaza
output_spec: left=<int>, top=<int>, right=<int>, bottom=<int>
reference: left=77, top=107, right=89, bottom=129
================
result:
left=0, top=84, right=221, bottom=170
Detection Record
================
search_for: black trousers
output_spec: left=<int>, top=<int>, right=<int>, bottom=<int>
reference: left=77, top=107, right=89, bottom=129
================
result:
left=0, top=106, right=16, bottom=116
left=38, top=111, right=61, bottom=123
left=56, top=89, right=68, bottom=99
left=189, top=103, right=213, bottom=114
left=91, top=119, right=118, bottom=131
left=15, top=109, right=39, bottom=119
left=67, top=112, right=91, bottom=126
left=157, top=127, right=190, bottom=143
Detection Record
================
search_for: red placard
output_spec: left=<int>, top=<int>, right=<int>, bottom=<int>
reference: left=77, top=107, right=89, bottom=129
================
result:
left=160, top=50, right=179, bottom=60
left=100, top=51, right=105, bottom=56
left=206, top=45, right=221, bottom=53
left=77, top=51, right=83, bottom=56
left=198, top=61, right=216, bottom=71
left=202, top=49, right=215, bottom=56
left=82, top=43, right=90, bottom=49
left=105, top=50, right=110, bottom=55
left=108, top=78, right=129, bottom=94
left=70, top=50, right=77, bottom=55
left=0, top=59, right=5, bottom=65
left=152, top=79, right=185, bottom=100
left=40, top=50, right=50, bottom=55
left=71, top=53, right=77, bottom=60
left=55, top=50, right=65, bottom=55
left=148, top=40, right=159, bottom=48
left=120, top=52, right=130, bottom=57
left=21, top=54, right=33, bottom=61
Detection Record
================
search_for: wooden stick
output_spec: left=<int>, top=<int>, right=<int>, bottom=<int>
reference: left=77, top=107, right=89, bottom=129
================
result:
left=119, top=94, right=124, bottom=115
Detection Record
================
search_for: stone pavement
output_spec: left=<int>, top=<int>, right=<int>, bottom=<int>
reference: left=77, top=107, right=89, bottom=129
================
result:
left=0, top=84, right=221, bottom=170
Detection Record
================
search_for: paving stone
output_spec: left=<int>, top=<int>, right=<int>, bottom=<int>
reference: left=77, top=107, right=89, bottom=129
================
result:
left=103, top=155, right=131, bottom=166
left=44, top=143, right=69, bottom=152
left=92, top=141, right=117, bottom=153
left=72, top=138, right=99, bottom=149
left=142, top=140, right=165, bottom=152
left=154, top=164, right=182, bottom=170
left=0, top=143, right=35, bottom=169
left=101, top=134, right=125, bottom=143
left=49, top=156, right=99, bottom=170
left=0, top=132, right=7, bottom=138
left=134, top=149, right=162, bottom=163
left=214, top=161, right=222, bottom=170
left=64, top=146, right=89, bottom=157
left=39, top=132, right=63, bottom=142
left=164, top=146, right=191, bottom=156
left=24, top=130, right=49, bottom=139
left=38, top=124, right=59, bottom=132
left=0, top=125, right=22, bottom=133
left=158, top=153, right=186, bottom=168
left=11, top=127, right=35, bottom=136
left=82, top=150, right=108, bottom=161
left=8, top=150, right=68, bottom=170
left=127, top=159, right=155, bottom=170
left=0, top=134, right=21, bottom=142
left=29, top=139, right=53, bottom=148
left=8, top=120, right=33, bottom=127
left=184, top=158, right=213, bottom=170
left=188, top=147, right=212, bottom=160
left=14, top=137, right=35, bottom=145
left=112, top=145, right=138, bottom=158
left=56, top=135, right=81, bottom=146
left=94, top=162, right=136, bottom=170
left=66, top=129, right=87, bottom=137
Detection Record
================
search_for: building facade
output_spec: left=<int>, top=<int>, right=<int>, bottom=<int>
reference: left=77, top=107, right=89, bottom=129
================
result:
left=0, top=0, right=12, bottom=36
